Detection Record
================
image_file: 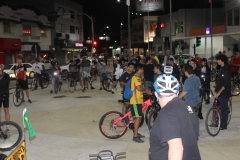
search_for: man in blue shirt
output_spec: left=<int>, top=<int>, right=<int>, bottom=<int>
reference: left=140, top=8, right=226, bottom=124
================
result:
left=179, top=66, right=202, bottom=116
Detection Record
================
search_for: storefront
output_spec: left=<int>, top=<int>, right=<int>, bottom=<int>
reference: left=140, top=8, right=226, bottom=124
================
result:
left=0, top=38, right=22, bottom=65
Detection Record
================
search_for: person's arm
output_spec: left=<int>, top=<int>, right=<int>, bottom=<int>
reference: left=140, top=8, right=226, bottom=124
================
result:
left=135, top=85, right=151, bottom=95
left=179, top=91, right=187, bottom=98
left=39, top=63, right=42, bottom=71
left=23, top=65, right=27, bottom=80
left=230, top=58, right=239, bottom=67
left=168, top=138, right=184, bottom=160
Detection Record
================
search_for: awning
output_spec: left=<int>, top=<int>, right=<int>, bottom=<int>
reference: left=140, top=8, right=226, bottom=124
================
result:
left=0, top=17, right=20, bottom=24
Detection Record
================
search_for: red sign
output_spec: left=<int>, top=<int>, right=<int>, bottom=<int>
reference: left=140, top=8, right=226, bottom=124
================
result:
left=74, top=41, right=83, bottom=48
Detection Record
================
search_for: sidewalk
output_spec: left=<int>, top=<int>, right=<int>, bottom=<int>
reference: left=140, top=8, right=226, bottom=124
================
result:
left=4, top=80, right=240, bottom=160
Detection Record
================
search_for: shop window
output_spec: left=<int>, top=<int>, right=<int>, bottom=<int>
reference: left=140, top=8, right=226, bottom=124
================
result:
left=3, top=22, right=11, bottom=33
left=58, top=23, right=65, bottom=32
left=23, top=26, right=31, bottom=35
left=41, top=28, right=46, bottom=36
left=69, top=10, right=74, bottom=19
left=227, top=10, right=233, bottom=26
left=70, top=26, right=75, bottom=33
left=234, top=8, right=239, bottom=26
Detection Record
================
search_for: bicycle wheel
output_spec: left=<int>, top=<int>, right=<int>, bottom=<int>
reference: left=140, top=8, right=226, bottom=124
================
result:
left=99, top=111, right=128, bottom=139
left=0, top=121, right=23, bottom=152
left=42, top=76, right=49, bottom=88
left=205, top=107, right=221, bottom=136
left=148, top=109, right=160, bottom=131
left=13, top=89, right=23, bottom=107
left=68, top=80, right=75, bottom=93
left=231, top=82, right=240, bottom=96
left=54, top=79, right=58, bottom=94
left=30, top=78, right=37, bottom=91
left=227, top=100, right=232, bottom=125
left=74, top=81, right=77, bottom=91
left=102, top=78, right=113, bottom=92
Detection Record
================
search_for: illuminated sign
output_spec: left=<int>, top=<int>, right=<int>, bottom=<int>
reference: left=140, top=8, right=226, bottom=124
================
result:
left=206, top=27, right=210, bottom=35
left=136, top=0, right=164, bottom=12
left=74, top=41, right=83, bottom=48
left=161, top=23, right=165, bottom=28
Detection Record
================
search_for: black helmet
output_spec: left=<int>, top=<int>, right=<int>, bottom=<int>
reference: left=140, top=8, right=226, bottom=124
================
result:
left=202, top=58, right=207, bottom=62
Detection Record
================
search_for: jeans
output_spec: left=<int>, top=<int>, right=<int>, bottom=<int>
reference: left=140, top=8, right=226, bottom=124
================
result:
left=218, top=97, right=228, bottom=129
left=36, top=73, right=43, bottom=88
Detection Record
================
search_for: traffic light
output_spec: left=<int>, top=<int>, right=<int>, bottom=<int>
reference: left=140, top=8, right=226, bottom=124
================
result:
left=196, top=37, right=201, bottom=47
left=93, top=41, right=97, bottom=46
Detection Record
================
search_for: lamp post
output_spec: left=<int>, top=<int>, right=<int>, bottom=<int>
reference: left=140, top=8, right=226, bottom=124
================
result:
left=97, top=26, right=109, bottom=36
left=170, top=0, right=172, bottom=54
left=120, top=23, right=123, bottom=49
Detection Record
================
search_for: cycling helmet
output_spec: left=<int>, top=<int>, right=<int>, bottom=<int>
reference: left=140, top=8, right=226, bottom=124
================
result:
left=201, top=58, right=207, bottom=62
left=154, top=74, right=180, bottom=96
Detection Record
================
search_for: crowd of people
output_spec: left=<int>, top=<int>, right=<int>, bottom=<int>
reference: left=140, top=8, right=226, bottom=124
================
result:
left=0, top=50, right=239, bottom=159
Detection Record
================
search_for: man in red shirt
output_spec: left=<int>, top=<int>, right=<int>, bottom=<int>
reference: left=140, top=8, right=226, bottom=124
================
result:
left=14, top=59, right=31, bottom=103
left=230, top=52, right=240, bottom=78
left=194, top=54, right=201, bottom=67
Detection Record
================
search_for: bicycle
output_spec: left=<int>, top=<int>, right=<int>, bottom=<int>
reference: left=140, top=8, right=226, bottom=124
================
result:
left=102, top=72, right=121, bottom=92
left=89, top=150, right=126, bottom=160
left=0, top=121, right=23, bottom=152
left=30, top=73, right=49, bottom=91
left=205, top=98, right=232, bottom=136
left=13, top=81, right=24, bottom=107
left=99, top=99, right=152, bottom=139
left=231, top=73, right=240, bottom=96
left=200, top=75, right=214, bottom=103
left=53, top=70, right=61, bottom=94
left=68, top=73, right=78, bottom=93
left=82, top=71, right=93, bottom=90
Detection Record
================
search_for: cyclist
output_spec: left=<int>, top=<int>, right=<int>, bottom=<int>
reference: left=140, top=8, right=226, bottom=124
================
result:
left=0, top=64, right=10, bottom=122
left=200, top=58, right=211, bottom=104
left=168, top=58, right=180, bottom=81
left=111, top=59, right=122, bottom=94
left=130, top=63, right=151, bottom=143
left=153, top=65, right=162, bottom=81
left=194, top=54, right=202, bottom=67
left=149, top=71, right=201, bottom=160
left=230, top=52, right=240, bottom=80
left=32, top=58, right=44, bottom=89
left=81, top=57, right=95, bottom=92
left=144, top=56, right=154, bottom=91
left=120, top=63, right=135, bottom=114
left=68, top=60, right=80, bottom=85
left=214, top=54, right=231, bottom=130
left=93, top=61, right=107, bottom=90
left=50, top=64, right=61, bottom=94
left=14, top=59, right=31, bottom=103
left=163, top=50, right=175, bottom=66
left=179, top=66, right=201, bottom=116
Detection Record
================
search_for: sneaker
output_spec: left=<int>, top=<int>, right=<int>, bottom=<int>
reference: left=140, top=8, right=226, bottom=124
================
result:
left=91, top=87, right=95, bottom=90
left=205, top=101, right=210, bottom=105
left=198, top=115, right=204, bottom=120
left=41, top=87, right=44, bottom=89
left=28, top=99, right=32, bottom=103
left=50, top=90, right=53, bottom=94
left=82, top=89, right=85, bottom=92
left=137, top=133, right=145, bottom=138
left=111, top=91, right=114, bottom=94
left=99, top=87, right=102, bottom=90
left=133, top=137, right=144, bottom=143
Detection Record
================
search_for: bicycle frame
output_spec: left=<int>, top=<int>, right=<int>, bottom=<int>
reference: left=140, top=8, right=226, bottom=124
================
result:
left=112, top=99, right=152, bottom=128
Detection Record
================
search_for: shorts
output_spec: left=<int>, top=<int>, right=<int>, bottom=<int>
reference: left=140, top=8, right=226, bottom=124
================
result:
left=231, top=72, right=238, bottom=78
left=112, top=75, right=117, bottom=81
left=130, top=104, right=143, bottom=118
left=100, top=73, right=107, bottom=82
left=17, top=79, right=29, bottom=90
left=0, top=97, right=9, bottom=108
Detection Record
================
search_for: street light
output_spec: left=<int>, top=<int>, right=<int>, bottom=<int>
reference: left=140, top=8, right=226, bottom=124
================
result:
left=120, top=23, right=123, bottom=48
left=98, top=26, right=109, bottom=36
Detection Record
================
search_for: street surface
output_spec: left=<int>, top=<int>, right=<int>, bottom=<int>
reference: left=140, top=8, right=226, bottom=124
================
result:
left=3, top=79, right=240, bottom=160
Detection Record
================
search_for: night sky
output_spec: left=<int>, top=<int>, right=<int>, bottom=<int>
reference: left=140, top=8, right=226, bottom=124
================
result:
left=72, top=0, right=223, bottom=45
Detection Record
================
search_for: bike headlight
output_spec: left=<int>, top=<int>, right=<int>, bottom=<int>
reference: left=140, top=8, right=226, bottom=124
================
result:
left=54, top=72, right=57, bottom=75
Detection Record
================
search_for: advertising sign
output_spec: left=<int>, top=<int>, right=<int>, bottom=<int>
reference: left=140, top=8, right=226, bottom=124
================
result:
left=5, top=141, right=26, bottom=160
left=144, top=21, right=158, bottom=43
left=136, top=0, right=164, bottom=12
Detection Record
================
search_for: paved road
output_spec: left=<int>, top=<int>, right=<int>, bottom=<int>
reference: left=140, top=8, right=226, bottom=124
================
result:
left=3, top=79, right=240, bottom=160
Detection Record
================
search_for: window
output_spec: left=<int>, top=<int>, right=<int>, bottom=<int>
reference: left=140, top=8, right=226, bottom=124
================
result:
left=41, top=28, right=46, bottom=36
left=227, top=10, right=233, bottom=26
left=175, top=22, right=178, bottom=34
left=3, top=22, right=11, bottom=33
left=70, top=26, right=75, bottom=33
left=58, top=23, right=65, bottom=32
left=180, top=21, right=184, bottom=33
left=234, top=8, right=239, bottom=26
left=58, top=7, right=65, bottom=15
left=23, top=26, right=31, bottom=35
left=69, top=10, right=74, bottom=19
left=76, top=27, right=79, bottom=34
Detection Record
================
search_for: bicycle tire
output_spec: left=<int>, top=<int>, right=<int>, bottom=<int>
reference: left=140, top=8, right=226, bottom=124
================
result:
left=102, top=78, right=113, bottom=92
left=231, top=82, right=240, bottom=96
left=148, top=109, right=160, bottom=131
left=30, top=78, right=37, bottom=91
left=0, top=121, right=23, bottom=152
left=68, top=80, right=75, bottom=93
left=205, top=107, right=221, bottom=136
left=13, top=89, right=23, bottom=107
left=42, top=76, right=49, bottom=88
left=145, top=103, right=159, bottom=126
left=227, top=100, right=232, bottom=125
left=54, top=80, right=58, bottom=94
left=99, top=111, right=128, bottom=139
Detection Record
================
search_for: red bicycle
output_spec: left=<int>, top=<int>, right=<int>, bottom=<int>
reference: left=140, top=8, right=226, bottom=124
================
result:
left=99, top=99, right=152, bottom=139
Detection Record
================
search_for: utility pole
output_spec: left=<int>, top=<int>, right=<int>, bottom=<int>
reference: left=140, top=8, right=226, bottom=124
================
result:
left=170, top=0, right=172, bottom=54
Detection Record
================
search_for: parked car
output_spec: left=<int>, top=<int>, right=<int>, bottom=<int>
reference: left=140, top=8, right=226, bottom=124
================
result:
left=4, top=63, right=34, bottom=79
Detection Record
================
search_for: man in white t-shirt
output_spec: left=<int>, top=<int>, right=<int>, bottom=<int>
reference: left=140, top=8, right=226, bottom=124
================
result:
left=32, top=58, right=44, bottom=89
left=163, top=50, right=176, bottom=66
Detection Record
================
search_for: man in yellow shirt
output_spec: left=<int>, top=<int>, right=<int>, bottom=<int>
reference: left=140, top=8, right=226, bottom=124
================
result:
left=130, top=63, right=152, bottom=143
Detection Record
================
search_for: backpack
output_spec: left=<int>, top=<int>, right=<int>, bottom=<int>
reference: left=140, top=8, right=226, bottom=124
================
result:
left=123, top=76, right=136, bottom=100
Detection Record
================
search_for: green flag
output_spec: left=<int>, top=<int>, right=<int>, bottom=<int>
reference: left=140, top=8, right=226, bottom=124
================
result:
left=23, top=108, right=36, bottom=140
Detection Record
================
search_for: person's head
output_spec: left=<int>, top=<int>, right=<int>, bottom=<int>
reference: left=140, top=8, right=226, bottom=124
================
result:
left=114, top=59, right=119, bottom=64
left=73, top=56, right=77, bottom=60
left=168, top=58, right=174, bottom=66
left=166, top=50, right=170, bottom=56
left=190, top=59, right=197, bottom=68
left=159, top=51, right=163, bottom=56
left=17, top=59, right=23, bottom=65
left=52, top=57, right=56, bottom=61
left=83, top=56, right=87, bottom=61
left=218, top=51, right=222, bottom=55
left=93, top=60, right=98, bottom=66
left=184, top=65, right=194, bottom=77
left=145, top=56, right=152, bottom=64
left=135, top=63, right=144, bottom=75
left=154, top=65, right=162, bottom=74
left=150, top=54, right=155, bottom=59
left=70, top=60, right=74, bottom=64
left=195, top=54, right=198, bottom=58
left=223, top=51, right=226, bottom=55
left=201, top=58, right=207, bottom=66
left=127, top=63, right=135, bottom=73
left=35, top=58, right=39, bottom=63
left=235, top=52, right=240, bottom=58
left=189, top=54, right=195, bottom=61
left=0, top=64, right=4, bottom=74
left=216, top=54, right=228, bottom=66
left=153, top=74, right=180, bottom=107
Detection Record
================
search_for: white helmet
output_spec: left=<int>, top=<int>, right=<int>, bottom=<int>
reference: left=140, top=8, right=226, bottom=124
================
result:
left=154, top=74, right=180, bottom=96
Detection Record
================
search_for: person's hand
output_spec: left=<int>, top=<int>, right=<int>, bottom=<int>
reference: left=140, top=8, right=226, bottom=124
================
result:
left=146, top=90, right=152, bottom=95
left=23, top=78, right=26, bottom=81
left=214, top=92, right=220, bottom=99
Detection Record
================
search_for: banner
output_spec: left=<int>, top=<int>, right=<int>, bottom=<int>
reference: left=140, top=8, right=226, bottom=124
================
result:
left=136, top=0, right=164, bottom=12
left=144, top=20, right=158, bottom=43
left=23, top=108, right=36, bottom=140
left=5, top=141, right=26, bottom=160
